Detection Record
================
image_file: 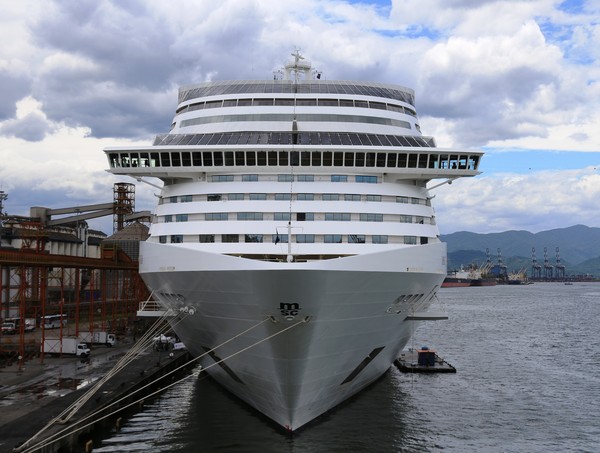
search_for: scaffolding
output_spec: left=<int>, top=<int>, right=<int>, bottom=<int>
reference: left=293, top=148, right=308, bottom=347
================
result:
left=113, top=183, right=135, bottom=233
left=0, top=243, right=149, bottom=370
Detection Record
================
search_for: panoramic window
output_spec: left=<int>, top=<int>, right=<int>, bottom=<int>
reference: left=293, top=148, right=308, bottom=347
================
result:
left=242, top=174, right=259, bottom=182
left=199, top=234, right=215, bottom=243
left=324, top=235, right=342, bottom=243
left=237, top=212, right=263, bottom=220
left=208, top=194, right=222, bottom=201
left=348, top=234, right=366, bottom=243
left=297, top=193, right=314, bottom=201
left=222, top=234, right=239, bottom=243
left=322, top=194, right=340, bottom=201
left=296, top=234, right=315, bottom=243
left=228, top=193, right=244, bottom=200
left=249, top=193, right=267, bottom=200
left=175, top=214, right=188, bottom=222
left=372, top=235, right=388, bottom=244
left=272, top=233, right=289, bottom=243
left=360, top=213, right=383, bottom=222
left=325, top=213, right=351, bottom=221
left=206, top=213, right=228, bottom=221
left=245, top=234, right=263, bottom=243
left=180, top=195, right=192, bottom=202
left=170, top=235, right=183, bottom=243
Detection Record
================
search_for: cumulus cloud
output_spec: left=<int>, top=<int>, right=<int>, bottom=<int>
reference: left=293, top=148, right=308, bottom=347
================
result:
left=0, top=0, right=599, bottom=235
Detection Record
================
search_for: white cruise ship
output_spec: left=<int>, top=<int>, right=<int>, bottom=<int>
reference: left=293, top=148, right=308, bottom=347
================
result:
left=105, top=52, right=482, bottom=431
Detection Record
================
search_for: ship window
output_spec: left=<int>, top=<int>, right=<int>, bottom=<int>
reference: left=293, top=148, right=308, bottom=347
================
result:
left=356, top=175, right=377, bottom=183
left=224, top=152, right=235, bottom=166
left=322, top=152, right=333, bottom=166
left=397, top=154, right=407, bottom=167
left=192, top=152, right=202, bottom=166
left=415, top=216, right=425, bottom=224
left=322, top=194, right=340, bottom=201
left=235, top=151, right=245, bottom=165
left=325, top=213, right=350, bottom=221
left=242, top=174, right=259, bottom=181
left=408, top=154, right=418, bottom=168
left=228, top=193, right=243, bottom=200
left=254, top=98, right=274, bottom=106
left=205, top=100, right=222, bottom=109
left=150, top=152, right=160, bottom=167
left=411, top=197, right=420, bottom=204
left=361, top=152, right=372, bottom=167
left=222, top=234, right=239, bottom=243
left=404, top=236, right=417, bottom=245
left=311, top=152, right=321, bottom=166
left=213, top=152, right=224, bottom=166
left=249, top=193, right=267, bottom=200
left=278, top=174, right=294, bottom=182
left=274, top=98, right=294, bottom=106
left=348, top=234, right=366, bottom=243
left=296, top=213, right=314, bottom=221
left=345, top=194, right=361, bottom=201
left=246, top=151, right=256, bottom=166
left=279, top=151, right=289, bottom=166
left=245, top=234, right=263, bottom=243
left=372, top=235, right=388, bottom=244
left=330, top=133, right=342, bottom=145
left=199, top=234, right=214, bottom=243
left=237, top=99, right=252, bottom=106
left=376, top=153, right=386, bottom=167
left=159, top=236, right=167, bottom=244
left=400, top=215, right=412, bottom=223
left=268, top=151, right=278, bottom=166
left=354, top=100, right=368, bottom=108
left=366, top=195, right=381, bottom=201
left=331, top=175, right=347, bottom=182
left=203, top=152, right=213, bottom=166
left=340, top=99, right=354, bottom=107
left=296, top=234, right=315, bottom=243
left=418, top=154, right=428, bottom=168
left=360, top=213, right=383, bottom=222
left=387, top=153, right=397, bottom=167
left=171, top=235, right=183, bottom=243
left=257, top=151, right=267, bottom=166
left=237, top=212, right=263, bottom=220
left=397, top=196, right=408, bottom=204
left=272, top=234, right=288, bottom=243
left=333, top=152, right=344, bottom=166
left=296, top=99, right=317, bottom=106
left=301, top=151, right=311, bottom=166
left=325, top=234, right=342, bottom=243
left=160, top=152, right=171, bottom=167
left=170, top=196, right=178, bottom=203
left=318, top=99, right=338, bottom=106
left=171, top=153, right=182, bottom=166
left=297, top=174, right=314, bottom=182
left=274, top=212, right=291, bottom=221
left=176, top=214, right=188, bottom=222
left=420, top=237, right=429, bottom=245
left=223, top=99, right=237, bottom=107
left=211, top=175, right=233, bottom=182
left=165, top=215, right=172, bottom=223
left=344, top=153, right=354, bottom=167
left=208, top=194, right=222, bottom=201
left=297, top=193, right=314, bottom=200
left=206, top=213, right=228, bottom=220
left=355, top=152, right=365, bottom=167
left=275, top=193, right=291, bottom=200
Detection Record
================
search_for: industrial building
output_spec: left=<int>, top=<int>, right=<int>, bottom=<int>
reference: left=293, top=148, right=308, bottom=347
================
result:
left=0, top=183, right=152, bottom=369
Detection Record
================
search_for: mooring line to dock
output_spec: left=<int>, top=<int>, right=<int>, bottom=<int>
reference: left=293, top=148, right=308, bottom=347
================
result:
left=15, top=316, right=304, bottom=453
left=13, top=310, right=183, bottom=453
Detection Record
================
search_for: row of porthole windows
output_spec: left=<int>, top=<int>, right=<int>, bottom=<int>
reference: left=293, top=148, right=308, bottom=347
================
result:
left=160, top=212, right=434, bottom=224
left=158, top=234, right=425, bottom=245
left=176, top=97, right=417, bottom=117
left=158, top=212, right=435, bottom=225
left=108, top=150, right=479, bottom=171
left=163, top=191, right=429, bottom=206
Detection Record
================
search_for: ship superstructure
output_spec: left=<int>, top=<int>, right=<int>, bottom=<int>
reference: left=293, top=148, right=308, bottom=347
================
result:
left=105, top=52, right=482, bottom=431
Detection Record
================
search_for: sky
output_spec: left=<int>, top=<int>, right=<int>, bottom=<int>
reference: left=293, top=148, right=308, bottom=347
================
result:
left=0, top=0, right=599, bottom=235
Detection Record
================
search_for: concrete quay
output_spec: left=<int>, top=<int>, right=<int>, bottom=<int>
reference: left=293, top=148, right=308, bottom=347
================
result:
left=0, top=339, right=194, bottom=452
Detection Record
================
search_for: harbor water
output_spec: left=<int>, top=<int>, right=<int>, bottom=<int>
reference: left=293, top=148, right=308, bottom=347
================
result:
left=92, top=282, right=600, bottom=452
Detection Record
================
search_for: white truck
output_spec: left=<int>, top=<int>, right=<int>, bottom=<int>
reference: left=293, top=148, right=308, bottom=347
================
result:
left=78, top=331, right=117, bottom=347
left=42, top=337, right=91, bottom=357
left=1, top=317, right=36, bottom=334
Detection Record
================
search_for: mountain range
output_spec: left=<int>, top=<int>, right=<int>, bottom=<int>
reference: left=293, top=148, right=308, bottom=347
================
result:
left=440, top=224, right=600, bottom=277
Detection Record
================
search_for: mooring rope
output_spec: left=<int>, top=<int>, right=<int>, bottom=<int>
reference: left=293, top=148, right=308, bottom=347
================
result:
left=16, top=316, right=303, bottom=453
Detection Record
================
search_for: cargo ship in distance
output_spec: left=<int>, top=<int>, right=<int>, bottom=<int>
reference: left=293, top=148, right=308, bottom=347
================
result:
left=105, top=52, right=483, bottom=431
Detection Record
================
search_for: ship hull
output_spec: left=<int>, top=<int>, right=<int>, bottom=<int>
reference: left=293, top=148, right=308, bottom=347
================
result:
left=140, top=241, right=446, bottom=431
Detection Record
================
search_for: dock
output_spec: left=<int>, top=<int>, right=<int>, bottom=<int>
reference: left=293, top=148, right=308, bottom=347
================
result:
left=0, top=340, right=194, bottom=452
left=395, top=347, right=456, bottom=373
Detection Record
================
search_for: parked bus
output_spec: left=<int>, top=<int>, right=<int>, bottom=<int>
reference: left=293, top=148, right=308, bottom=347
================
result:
left=41, top=314, right=67, bottom=329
